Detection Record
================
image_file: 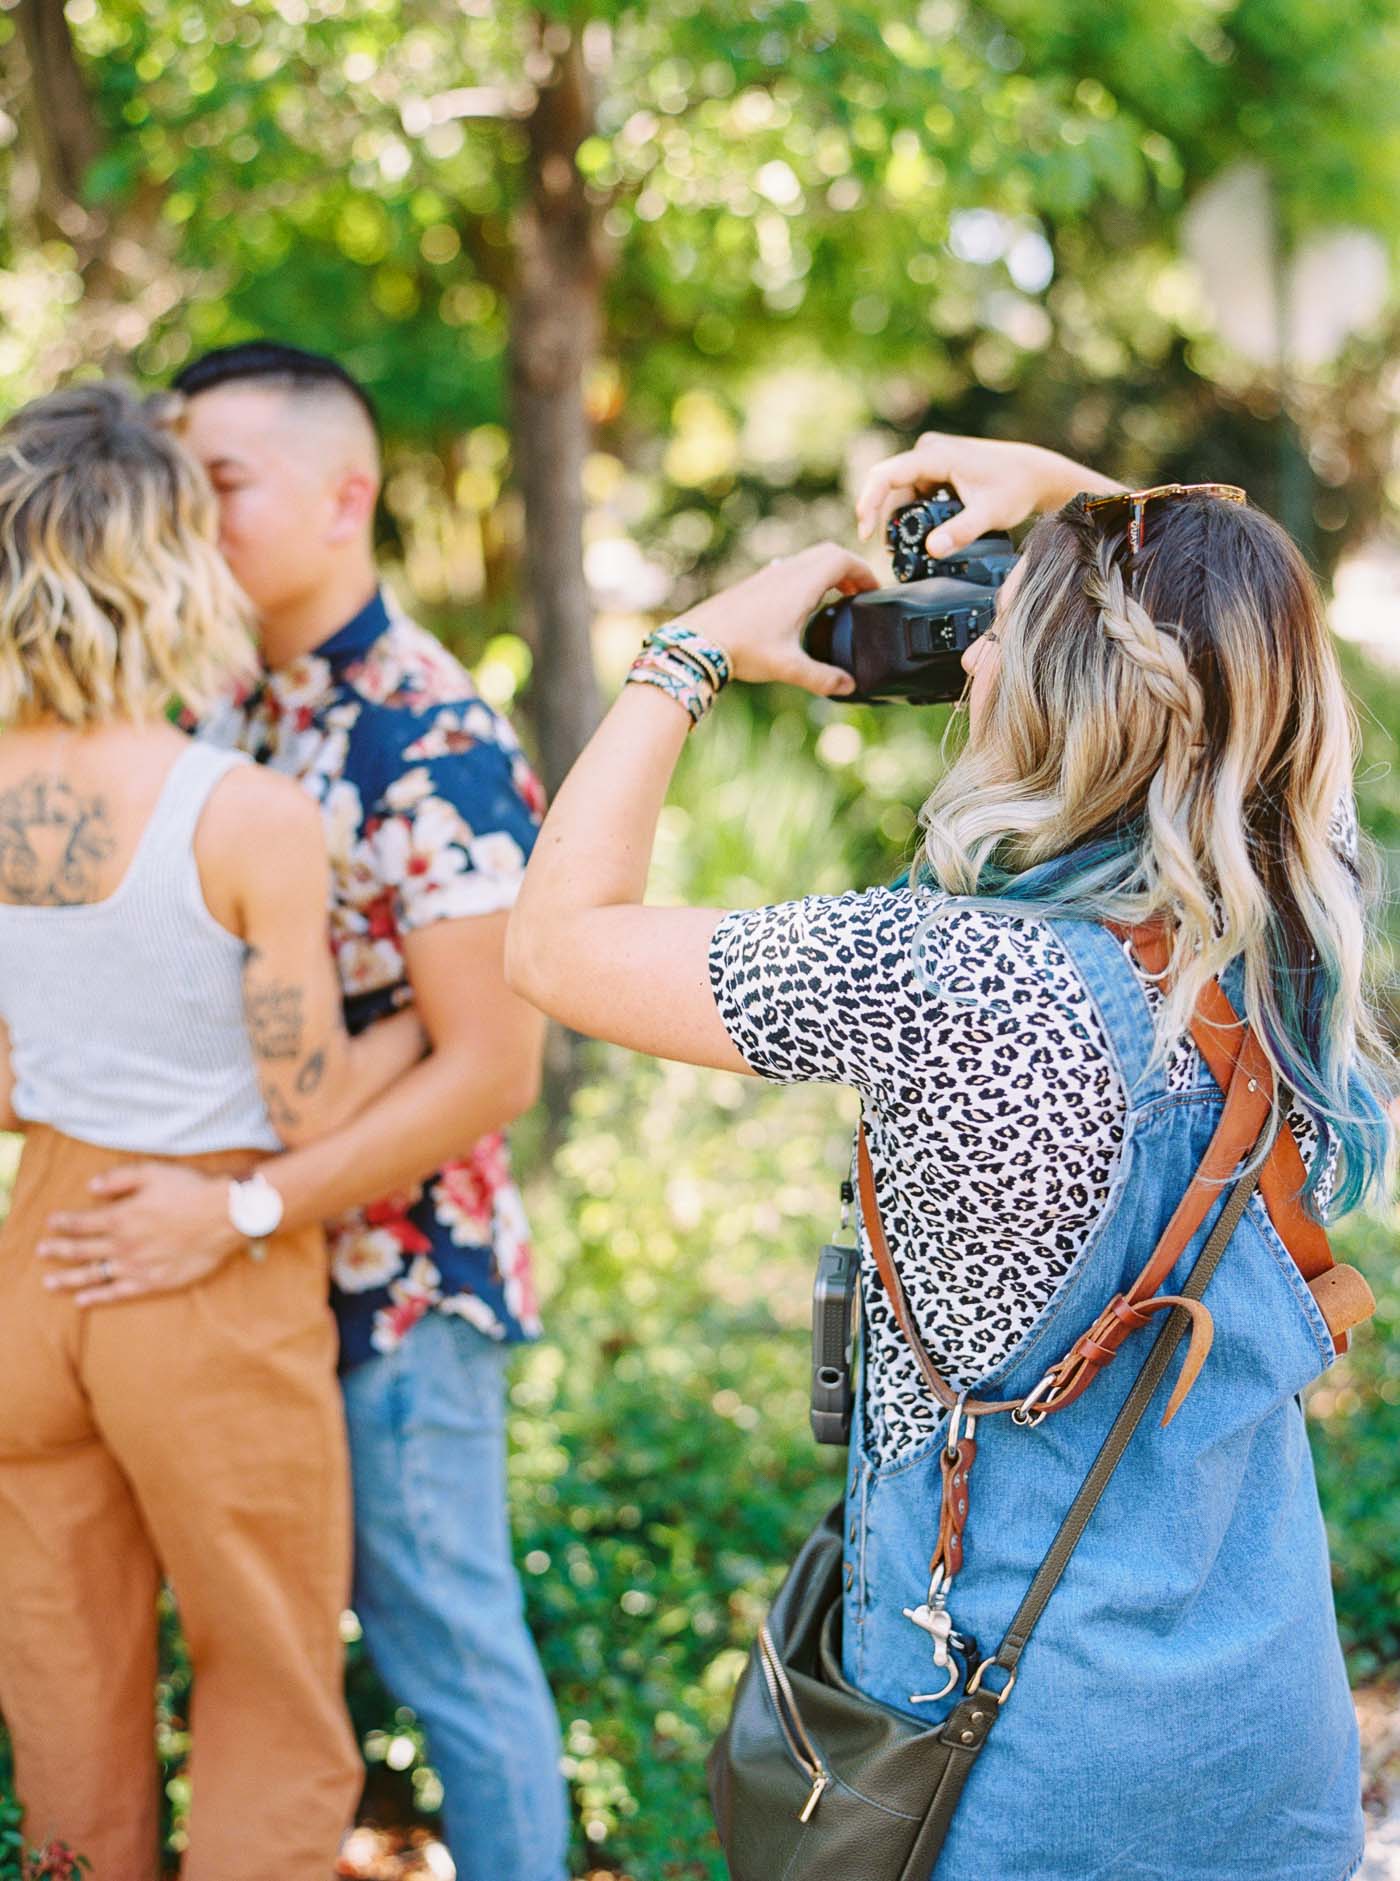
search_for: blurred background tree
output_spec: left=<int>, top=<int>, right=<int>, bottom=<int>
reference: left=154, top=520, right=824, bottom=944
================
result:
left=2, top=0, right=1399, bottom=782
left=0, top=2, right=1398, bottom=1875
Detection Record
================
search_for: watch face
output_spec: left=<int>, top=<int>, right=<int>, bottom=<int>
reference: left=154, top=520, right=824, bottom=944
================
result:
left=230, top=1175, right=283, bottom=1240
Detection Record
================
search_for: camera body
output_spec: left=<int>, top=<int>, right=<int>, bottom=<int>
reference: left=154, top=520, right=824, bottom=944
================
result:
left=802, top=487, right=1018, bottom=704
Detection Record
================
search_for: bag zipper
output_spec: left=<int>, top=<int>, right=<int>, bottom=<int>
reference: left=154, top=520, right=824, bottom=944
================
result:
left=757, top=1623, right=832, bottom=1822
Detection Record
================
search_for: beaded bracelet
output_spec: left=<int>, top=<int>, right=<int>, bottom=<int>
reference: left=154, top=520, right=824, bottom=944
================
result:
left=625, top=622, right=733, bottom=727
left=627, top=647, right=716, bottom=725
left=643, top=620, right=732, bottom=689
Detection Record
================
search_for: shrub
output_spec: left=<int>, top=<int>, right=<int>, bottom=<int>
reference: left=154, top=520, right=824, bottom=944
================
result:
left=0, top=1796, right=90, bottom=1881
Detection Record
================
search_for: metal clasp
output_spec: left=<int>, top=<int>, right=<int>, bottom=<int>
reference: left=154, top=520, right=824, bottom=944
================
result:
left=1011, top=1370, right=1059, bottom=1428
left=905, top=1564, right=967, bottom=1703
left=909, top=1664, right=960, bottom=1704
left=966, top=1657, right=1017, bottom=1706
left=944, top=1388, right=976, bottom=1457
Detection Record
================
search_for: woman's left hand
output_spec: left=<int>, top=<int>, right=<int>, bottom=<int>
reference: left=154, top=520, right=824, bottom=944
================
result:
left=672, top=540, right=881, bottom=695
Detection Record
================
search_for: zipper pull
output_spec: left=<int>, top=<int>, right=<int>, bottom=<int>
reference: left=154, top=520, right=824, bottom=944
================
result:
left=799, top=1770, right=830, bottom=1823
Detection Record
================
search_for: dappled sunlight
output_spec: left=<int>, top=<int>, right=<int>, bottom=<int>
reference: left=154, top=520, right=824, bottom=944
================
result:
left=0, top=0, right=1397, bottom=1869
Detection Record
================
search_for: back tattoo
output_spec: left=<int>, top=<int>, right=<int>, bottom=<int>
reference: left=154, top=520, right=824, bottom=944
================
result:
left=0, top=775, right=116, bottom=906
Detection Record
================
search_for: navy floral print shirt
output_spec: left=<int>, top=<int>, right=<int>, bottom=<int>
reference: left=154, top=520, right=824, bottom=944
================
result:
left=199, top=589, right=545, bottom=1369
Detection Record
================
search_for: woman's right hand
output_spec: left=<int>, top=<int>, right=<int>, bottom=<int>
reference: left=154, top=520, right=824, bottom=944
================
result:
left=855, top=433, right=1121, bottom=558
left=668, top=540, right=880, bottom=695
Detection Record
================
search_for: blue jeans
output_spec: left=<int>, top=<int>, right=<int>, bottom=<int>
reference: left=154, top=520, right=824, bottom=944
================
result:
left=341, top=1312, right=568, bottom=1881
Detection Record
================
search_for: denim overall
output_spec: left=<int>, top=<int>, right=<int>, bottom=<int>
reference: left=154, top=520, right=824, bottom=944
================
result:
left=843, top=920, right=1364, bottom=1881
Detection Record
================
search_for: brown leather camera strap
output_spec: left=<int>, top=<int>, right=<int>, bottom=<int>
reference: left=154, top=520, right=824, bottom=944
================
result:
left=856, top=924, right=1373, bottom=1427
left=1114, top=923, right=1358, bottom=1340
left=856, top=1037, right=1265, bottom=1423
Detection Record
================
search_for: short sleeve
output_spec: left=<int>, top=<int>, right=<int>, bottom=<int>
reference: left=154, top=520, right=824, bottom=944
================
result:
left=707, top=887, right=923, bottom=1090
left=1328, top=791, right=1360, bottom=872
left=369, top=709, right=544, bottom=934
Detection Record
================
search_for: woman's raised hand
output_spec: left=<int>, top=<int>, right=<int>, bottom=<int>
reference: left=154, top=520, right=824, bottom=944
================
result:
left=854, top=432, right=1120, bottom=558
left=670, top=540, right=880, bottom=696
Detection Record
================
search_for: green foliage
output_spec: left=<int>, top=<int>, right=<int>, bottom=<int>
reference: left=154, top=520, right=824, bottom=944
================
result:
left=508, top=1064, right=851, bottom=1872
left=4, top=0, right=1398, bottom=556
left=0, top=1793, right=90, bottom=1881
left=1311, top=1210, right=1400, bottom=1682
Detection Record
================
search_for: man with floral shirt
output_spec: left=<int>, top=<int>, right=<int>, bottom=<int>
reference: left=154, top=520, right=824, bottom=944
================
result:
left=40, top=344, right=569, bottom=1880
left=202, top=584, right=548, bottom=1366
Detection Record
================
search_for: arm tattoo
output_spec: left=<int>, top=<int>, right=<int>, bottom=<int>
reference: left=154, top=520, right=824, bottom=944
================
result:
left=262, top=1083, right=301, bottom=1133
left=245, top=978, right=305, bottom=1061
left=295, top=1049, right=326, bottom=1095
left=0, top=776, right=116, bottom=906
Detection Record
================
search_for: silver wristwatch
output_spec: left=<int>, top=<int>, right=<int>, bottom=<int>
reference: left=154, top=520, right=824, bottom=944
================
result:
left=227, top=1171, right=285, bottom=1262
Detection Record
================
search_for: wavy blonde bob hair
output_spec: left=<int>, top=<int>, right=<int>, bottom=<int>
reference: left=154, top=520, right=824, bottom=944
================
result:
left=918, top=491, right=1394, bottom=1215
left=0, top=380, right=254, bottom=727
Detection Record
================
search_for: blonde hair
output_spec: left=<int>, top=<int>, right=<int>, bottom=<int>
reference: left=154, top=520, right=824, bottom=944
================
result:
left=0, top=380, right=255, bottom=727
left=919, top=492, right=1395, bottom=1213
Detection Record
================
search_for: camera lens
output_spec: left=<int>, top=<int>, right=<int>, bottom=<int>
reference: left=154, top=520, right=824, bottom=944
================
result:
left=803, top=608, right=835, bottom=665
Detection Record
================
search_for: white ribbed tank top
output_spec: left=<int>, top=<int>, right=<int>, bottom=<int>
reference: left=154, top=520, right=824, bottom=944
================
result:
left=0, top=741, right=280, bottom=1155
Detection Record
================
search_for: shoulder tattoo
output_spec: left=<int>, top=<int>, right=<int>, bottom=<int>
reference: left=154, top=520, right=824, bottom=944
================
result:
left=0, top=775, right=116, bottom=906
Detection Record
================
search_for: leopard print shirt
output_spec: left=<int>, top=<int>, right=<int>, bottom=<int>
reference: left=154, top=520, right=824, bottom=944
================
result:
left=708, top=888, right=1330, bottom=1468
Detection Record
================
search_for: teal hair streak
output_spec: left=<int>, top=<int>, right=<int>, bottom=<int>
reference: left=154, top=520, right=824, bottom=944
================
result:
left=1251, top=912, right=1391, bottom=1220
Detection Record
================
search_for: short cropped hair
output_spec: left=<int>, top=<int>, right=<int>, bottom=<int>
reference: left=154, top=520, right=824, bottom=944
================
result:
left=0, top=381, right=255, bottom=727
left=172, top=340, right=380, bottom=437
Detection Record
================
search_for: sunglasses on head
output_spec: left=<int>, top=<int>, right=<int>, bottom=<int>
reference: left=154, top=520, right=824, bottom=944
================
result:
left=1080, top=482, right=1247, bottom=559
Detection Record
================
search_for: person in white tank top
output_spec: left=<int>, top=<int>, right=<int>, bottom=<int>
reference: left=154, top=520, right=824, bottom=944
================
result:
left=36, top=345, right=565, bottom=1881
left=0, top=382, right=424, bottom=1879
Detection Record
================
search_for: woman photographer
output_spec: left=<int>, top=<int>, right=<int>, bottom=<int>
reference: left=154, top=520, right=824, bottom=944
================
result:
left=507, top=433, right=1393, bottom=1879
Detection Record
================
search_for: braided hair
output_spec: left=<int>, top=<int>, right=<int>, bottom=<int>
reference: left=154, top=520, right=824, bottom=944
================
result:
left=916, top=488, right=1394, bottom=1216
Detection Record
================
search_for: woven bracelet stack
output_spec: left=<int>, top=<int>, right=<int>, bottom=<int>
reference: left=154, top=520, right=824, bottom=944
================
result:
left=625, top=620, right=732, bottom=727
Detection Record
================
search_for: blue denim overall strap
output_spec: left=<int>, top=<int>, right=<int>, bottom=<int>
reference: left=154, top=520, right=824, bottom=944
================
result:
left=842, top=917, right=1364, bottom=1881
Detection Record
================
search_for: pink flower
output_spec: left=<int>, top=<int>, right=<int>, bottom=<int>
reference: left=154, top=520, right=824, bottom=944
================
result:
left=515, top=760, right=547, bottom=819
left=468, top=1132, right=510, bottom=1190
left=493, top=1184, right=541, bottom=1332
left=362, top=1198, right=433, bottom=1255
left=371, top=1293, right=431, bottom=1352
left=503, top=1236, right=540, bottom=1326
left=364, top=888, right=398, bottom=942
left=27, top=1845, right=91, bottom=1880
left=431, top=1171, right=492, bottom=1240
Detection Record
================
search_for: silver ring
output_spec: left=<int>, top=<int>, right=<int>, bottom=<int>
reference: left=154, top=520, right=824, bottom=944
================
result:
left=97, top=1260, right=114, bottom=1284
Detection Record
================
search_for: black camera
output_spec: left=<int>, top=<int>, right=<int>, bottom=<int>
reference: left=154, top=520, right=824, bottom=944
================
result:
left=802, top=487, right=1017, bottom=704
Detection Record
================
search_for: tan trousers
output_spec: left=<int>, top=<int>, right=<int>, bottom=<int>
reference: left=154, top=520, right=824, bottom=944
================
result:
left=0, top=1127, right=361, bottom=1881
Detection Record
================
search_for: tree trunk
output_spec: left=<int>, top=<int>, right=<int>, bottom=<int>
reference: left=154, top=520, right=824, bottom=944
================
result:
left=508, top=20, right=604, bottom=802
left=508, top=19, right=606, bottom=1125
left=6, top=0, right=182, bottom=382
left=12, top=0, right=103, bottom=234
